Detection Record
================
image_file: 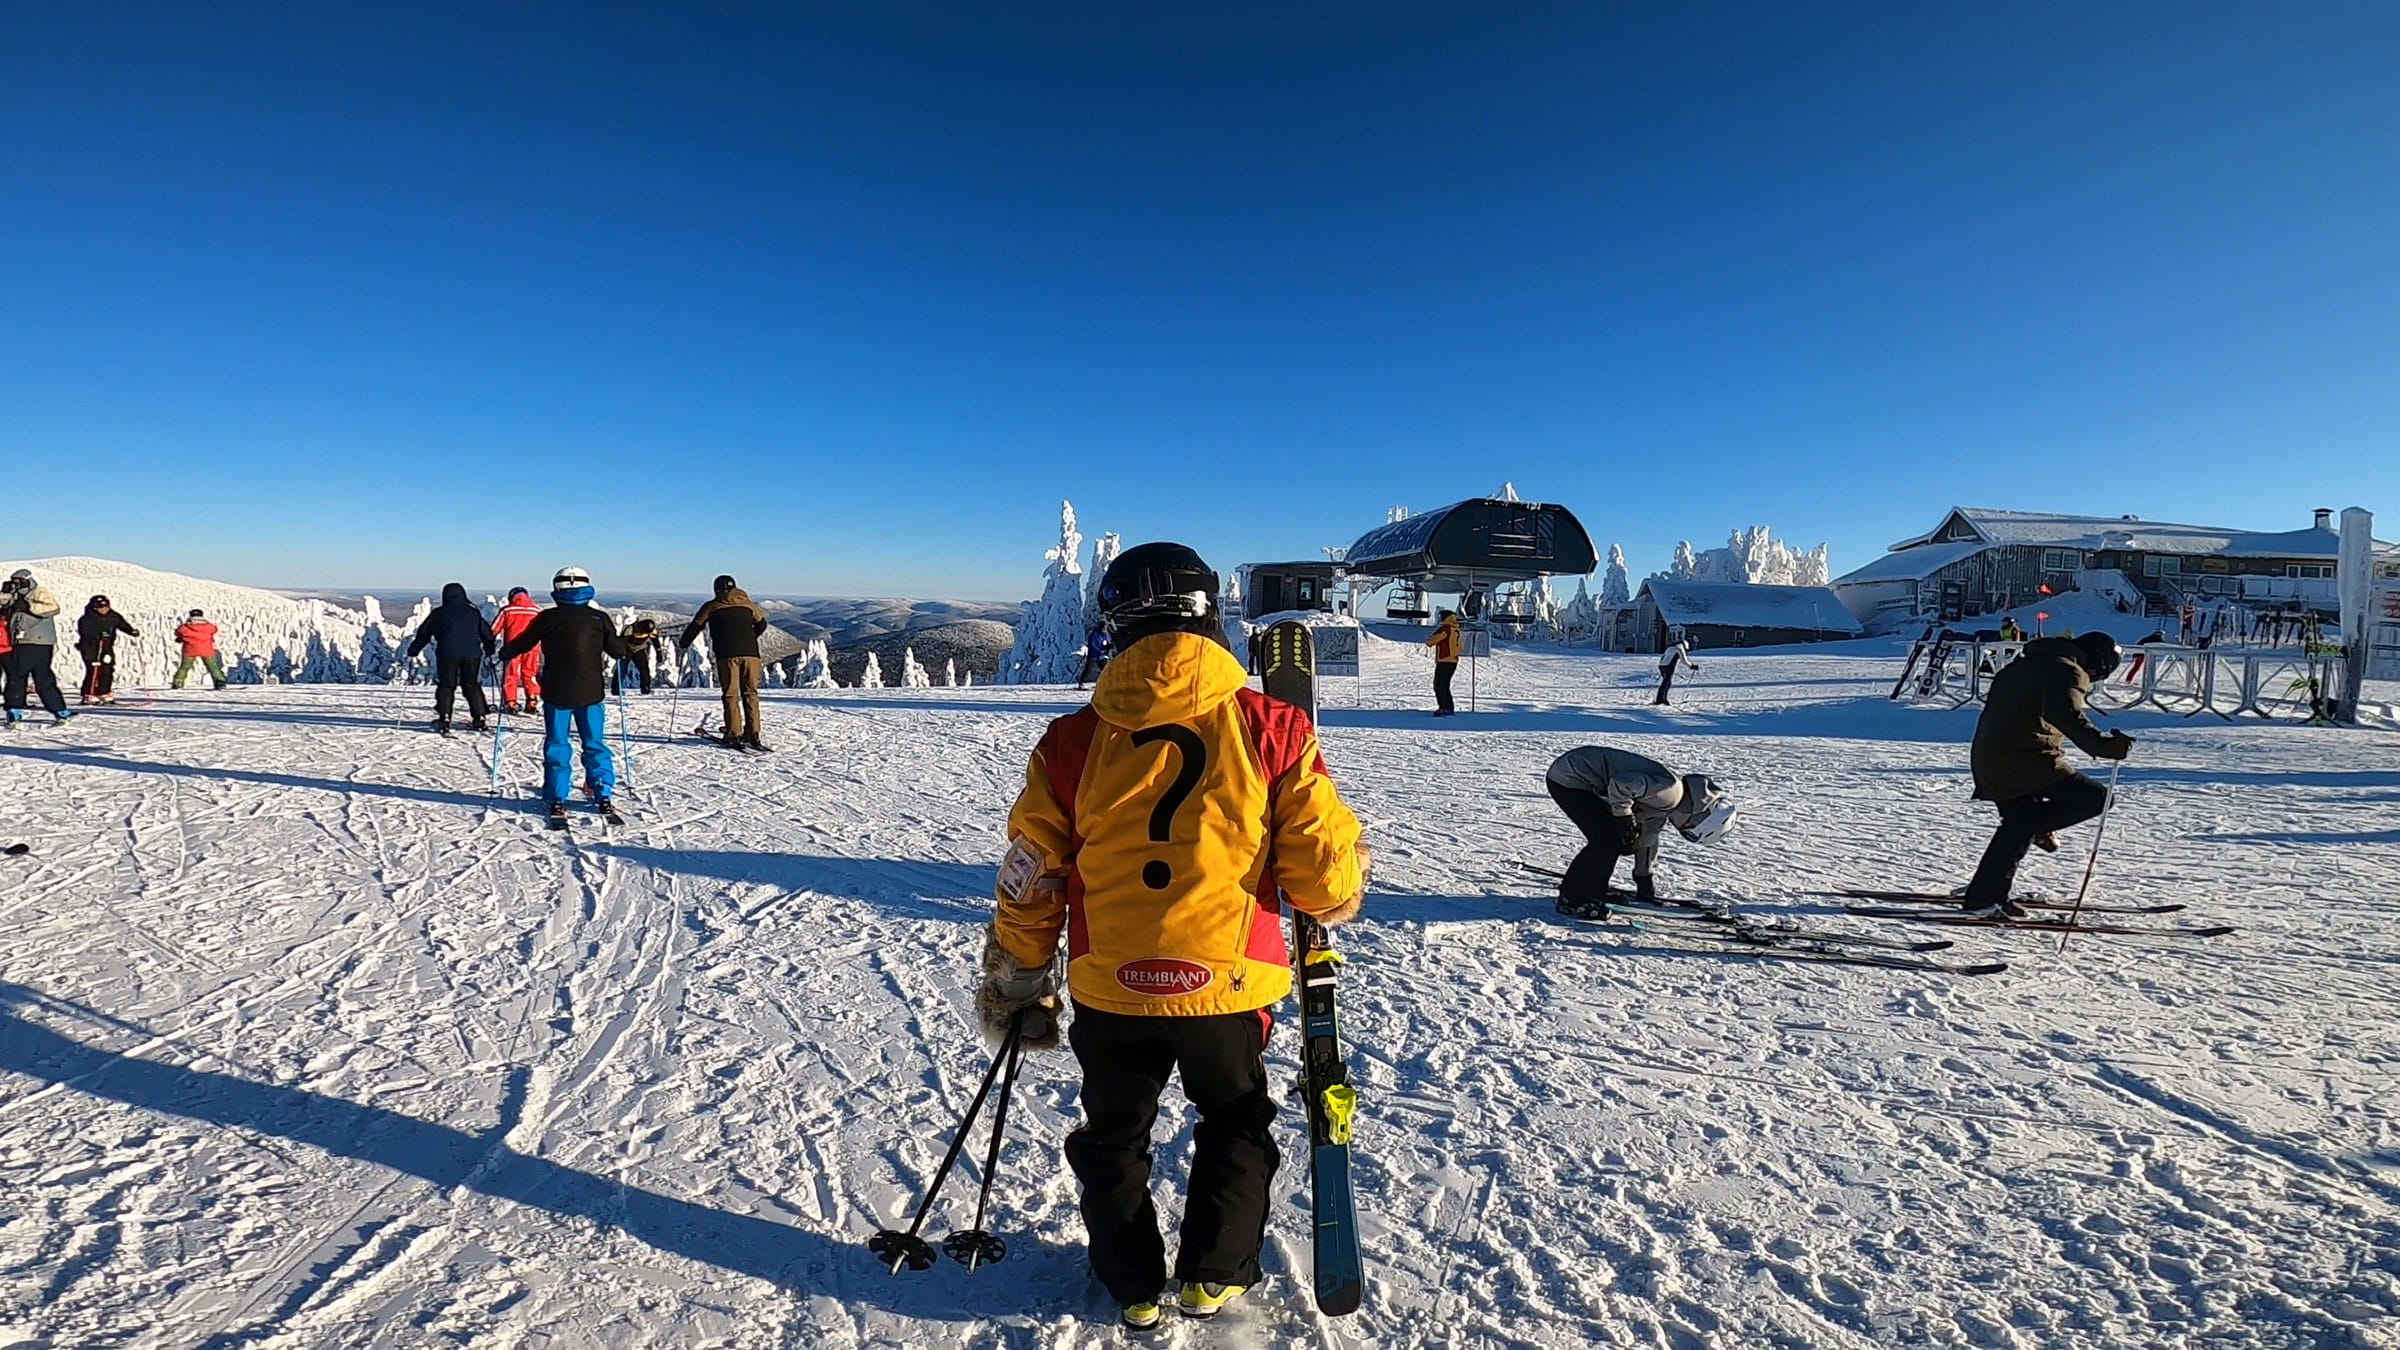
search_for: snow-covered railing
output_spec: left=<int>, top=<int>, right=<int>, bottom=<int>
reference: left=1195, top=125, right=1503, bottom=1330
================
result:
left=1905, top=640, right=2346, bottom=722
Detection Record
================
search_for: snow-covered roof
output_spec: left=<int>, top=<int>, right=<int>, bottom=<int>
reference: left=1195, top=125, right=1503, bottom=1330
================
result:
left=1637, top=581, right=1863, bottom=634
left=1832, top=540, right=1983, bottom=585
left=1881, top=507, right=2396, bottom=562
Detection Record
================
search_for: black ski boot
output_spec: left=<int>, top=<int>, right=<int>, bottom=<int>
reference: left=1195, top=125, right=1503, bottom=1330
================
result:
left=546, top=802, right=570, bottom=831
left=435, top=716, right=453, bottom=737
left=743, top=732, right=769, bottom=754
left=1554, top=893, right=1611, bottom=920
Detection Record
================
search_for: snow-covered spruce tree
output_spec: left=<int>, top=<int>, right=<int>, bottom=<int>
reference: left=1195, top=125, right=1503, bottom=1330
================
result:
left=859, top=650, right=885, bottom=688
left=1602, top=545, right=1632, bottom=607
left=792, top=639, right=835, bottom=689
left=940, top=657, right=957, bottom=687
left=1669, top=541, right=1699, bottom=580
left=900, top=647, right=932, bottom=688
left=998, top=500, right=1097, bottom=685
left=1558, top=578, right=1601, bottom=643
left=1083, top=530, right=1122, bottom=636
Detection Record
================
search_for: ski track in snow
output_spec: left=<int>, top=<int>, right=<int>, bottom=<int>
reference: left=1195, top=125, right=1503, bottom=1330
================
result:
left=0, top=644, right=2396, bottom=1349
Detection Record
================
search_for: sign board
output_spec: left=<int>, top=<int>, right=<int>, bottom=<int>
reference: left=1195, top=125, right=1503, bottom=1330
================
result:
left=1460, top=620, right=1493, bottom=660
left=1315, top=624, right=1361, bottom=678
left=1939, top=581, right=1965, bottom=623
left=2367, top=578, right=2400, bottom=683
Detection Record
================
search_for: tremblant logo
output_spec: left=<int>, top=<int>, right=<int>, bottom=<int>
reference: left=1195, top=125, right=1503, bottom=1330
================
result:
left=1116, top=958, right=1213, bottom=997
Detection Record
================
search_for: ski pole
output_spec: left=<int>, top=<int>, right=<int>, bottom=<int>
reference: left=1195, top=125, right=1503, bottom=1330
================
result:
left=2056, top=756, right=2125, bottom=953
left=667, top=647, right=683, bottom=742
left=867, top=1009, right=1027, bottom=1274
left=490, top=700, right=506, bottom=797
left=941, top=1023, right=1027, bottom=1270
left=614, top=675, right=635, bottom=795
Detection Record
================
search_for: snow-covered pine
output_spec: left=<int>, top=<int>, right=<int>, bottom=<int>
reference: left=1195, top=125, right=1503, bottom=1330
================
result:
left=858, top=650, right=885, bottom=689
left=1668, top=541, right=1699, bottom=580
left=793, top=639, right=836, bottom=690
left=1083, top=530, right=1122, bottom=636
left=939, top=658, right=957, bottom=687
left=997, top=500, right=1099, bottom=685
left=1557, top=577, right=1601, bottom=643
left=899, top=647, right=931, bottom=688
left=1602, top=545, right=1632, bottom=606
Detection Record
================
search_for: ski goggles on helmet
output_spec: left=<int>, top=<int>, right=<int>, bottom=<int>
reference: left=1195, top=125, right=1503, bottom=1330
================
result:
left=1678, top=798, right=1737, bottom=845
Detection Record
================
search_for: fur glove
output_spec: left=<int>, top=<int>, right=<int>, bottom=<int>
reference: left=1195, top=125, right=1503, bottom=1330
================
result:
left=978, top=929, right=1063, bottom=1050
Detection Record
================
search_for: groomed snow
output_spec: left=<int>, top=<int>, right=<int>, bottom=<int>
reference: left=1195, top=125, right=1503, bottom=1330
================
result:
left=2, top=640, right=2396, bottom=1348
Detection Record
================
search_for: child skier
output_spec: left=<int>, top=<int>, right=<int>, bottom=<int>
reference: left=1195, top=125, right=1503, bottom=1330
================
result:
left=491, top=586, right=544, bottom=712
left=496, top=567, right=628, bottom=827
left=172, top=610, right=228, bottom=690
left=980, top=542, right=1371, bottom=1331
left=1544, top=745, right=1737, bottom=916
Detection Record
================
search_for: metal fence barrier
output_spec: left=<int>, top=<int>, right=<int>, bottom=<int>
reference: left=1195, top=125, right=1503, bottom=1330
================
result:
left=1906, top=640, right=2346, bottom=721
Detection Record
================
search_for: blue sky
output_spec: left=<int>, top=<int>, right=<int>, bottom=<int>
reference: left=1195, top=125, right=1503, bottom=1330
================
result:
left=3, top=3, right=2394, bottom=601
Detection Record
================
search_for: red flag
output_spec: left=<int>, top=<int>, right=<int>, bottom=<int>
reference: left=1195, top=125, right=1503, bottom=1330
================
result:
left=2038, top=583, right=2054, bottom=596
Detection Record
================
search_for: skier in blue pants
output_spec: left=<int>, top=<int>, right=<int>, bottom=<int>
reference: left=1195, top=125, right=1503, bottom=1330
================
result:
left=496, top=566, right=630, bottom=826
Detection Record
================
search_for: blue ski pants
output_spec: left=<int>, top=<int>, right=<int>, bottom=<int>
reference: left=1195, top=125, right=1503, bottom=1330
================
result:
left=542, top=702, right=616, bottom=804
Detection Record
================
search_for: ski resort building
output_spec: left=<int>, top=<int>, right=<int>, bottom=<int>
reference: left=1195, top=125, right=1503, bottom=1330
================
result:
left=1236, top=561, right=1341, bottom=618
left=1632, top=580, right=1862, bottom=652
left=1344, top=497, right=1597, bottom=621
left=1832, top=506, right=2399, bottom=631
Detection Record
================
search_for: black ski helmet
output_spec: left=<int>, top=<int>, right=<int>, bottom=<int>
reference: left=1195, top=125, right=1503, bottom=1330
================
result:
left=2073, top=631, right=2123, bottom=680
left=1096, top=542, right=1220, bottom=642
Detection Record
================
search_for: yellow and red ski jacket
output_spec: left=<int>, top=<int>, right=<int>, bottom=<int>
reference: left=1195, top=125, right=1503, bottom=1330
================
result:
left=994, top=631, right=1365, bottom=1019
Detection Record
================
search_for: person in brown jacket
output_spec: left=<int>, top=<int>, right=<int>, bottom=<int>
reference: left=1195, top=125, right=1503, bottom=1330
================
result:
left=1424, top=610, right=1462, bottom=715
left=1959, top=632, right=2133, bottom=917
left=677, top=574, right=771, bottom=751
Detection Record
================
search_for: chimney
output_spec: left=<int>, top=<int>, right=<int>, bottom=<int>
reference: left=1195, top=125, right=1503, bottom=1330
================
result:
left=2314, top=508, right=2333, bottom=530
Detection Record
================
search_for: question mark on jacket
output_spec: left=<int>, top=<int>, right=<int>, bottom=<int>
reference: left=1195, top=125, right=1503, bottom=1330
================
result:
left=1129, top=725, right=1206, bottom=889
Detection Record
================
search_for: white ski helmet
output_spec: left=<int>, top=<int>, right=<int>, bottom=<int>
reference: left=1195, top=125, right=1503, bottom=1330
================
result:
left=1674, top=773, right=1736, bottom=845
left=552, top=566, right=592, bottom=590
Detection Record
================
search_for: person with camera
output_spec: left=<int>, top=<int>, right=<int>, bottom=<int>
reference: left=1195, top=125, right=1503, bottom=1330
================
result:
left=4, top=569, right=72, bottom=724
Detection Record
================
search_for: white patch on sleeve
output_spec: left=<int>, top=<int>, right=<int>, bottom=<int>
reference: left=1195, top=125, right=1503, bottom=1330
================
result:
left=996, top=838, right=1043, bottom=903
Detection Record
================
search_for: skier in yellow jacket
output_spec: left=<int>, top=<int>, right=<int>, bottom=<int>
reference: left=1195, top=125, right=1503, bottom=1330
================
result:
left=982, top=542, right=1369, bottom=1332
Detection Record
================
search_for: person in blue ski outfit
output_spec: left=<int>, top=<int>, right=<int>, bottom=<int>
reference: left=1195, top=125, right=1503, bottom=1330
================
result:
left=496, top=566, right=629, bottom=825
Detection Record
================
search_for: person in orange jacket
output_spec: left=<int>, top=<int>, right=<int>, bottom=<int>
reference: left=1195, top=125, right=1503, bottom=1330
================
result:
left=490, top=587, right=544, bottom=712
left=1424, top=609, right=1463, bottom=715
left=981, top=542, right=1370, bottom=1331
left=172, top=610, right=228, bottom=690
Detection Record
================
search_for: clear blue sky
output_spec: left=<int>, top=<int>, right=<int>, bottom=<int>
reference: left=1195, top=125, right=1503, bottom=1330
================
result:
left=4, top=3, right=2394, bottom=601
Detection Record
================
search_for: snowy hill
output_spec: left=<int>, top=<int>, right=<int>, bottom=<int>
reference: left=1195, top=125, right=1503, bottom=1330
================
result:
left=1, top=640, right=2395, bottom=1346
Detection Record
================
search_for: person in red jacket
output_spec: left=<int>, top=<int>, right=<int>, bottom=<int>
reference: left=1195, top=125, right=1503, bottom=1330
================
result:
left=490, top=587, right=544, bottom=712
left=173, top=610, right=228, bottom=690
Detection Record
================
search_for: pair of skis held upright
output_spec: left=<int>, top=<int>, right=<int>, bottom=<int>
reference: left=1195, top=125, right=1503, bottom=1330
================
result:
left=1520, top=864, right=2234, bottom=977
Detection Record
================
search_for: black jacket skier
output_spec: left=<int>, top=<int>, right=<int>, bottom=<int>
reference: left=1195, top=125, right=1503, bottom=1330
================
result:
left=408, top=583, right=498, bottom=730
left=74, top=597, right=139, bottom=704
left=501, top=602, right=629, bottom=709
left=1958, top=633, right=2133, bottom=914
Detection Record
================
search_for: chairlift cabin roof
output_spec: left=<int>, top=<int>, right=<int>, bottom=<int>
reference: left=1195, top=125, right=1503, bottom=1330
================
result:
left=1344, top=498, right=1597, bottom=592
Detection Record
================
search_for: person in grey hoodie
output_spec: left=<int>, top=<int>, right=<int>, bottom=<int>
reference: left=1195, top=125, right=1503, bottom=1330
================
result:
left=3, top=569, right=71, bottom=723
left=1544, top=746, right=1736, bottom=916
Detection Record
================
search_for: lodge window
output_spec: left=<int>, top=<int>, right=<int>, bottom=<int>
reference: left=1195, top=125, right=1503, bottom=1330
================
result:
left=2142, top=555, right=2184, bottom=577
left=2041, top=549, right=2085, bottom=572
left=2286, top=563, right=2334, bottom=579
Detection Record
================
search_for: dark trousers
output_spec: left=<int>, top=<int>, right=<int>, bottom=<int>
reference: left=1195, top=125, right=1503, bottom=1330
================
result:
left=614, top=656, right=652, bottom=694
left=1433, top=660, right=1457, bottom=713
left=1066, top=1004, right=1279, bottom=1303
left=435, top=656, right=490, bottom=724
left=1964, top=772, right=2109, bottom=902
left=1547, top=780, right=1630, bottom=901
left=6, top=646, right=66, bottom=715
left=1654, top=665, right=1677, bottom=705
left=80, top=656, right=115, bottom=700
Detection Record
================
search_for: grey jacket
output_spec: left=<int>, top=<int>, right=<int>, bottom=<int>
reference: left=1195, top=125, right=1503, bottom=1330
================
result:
left=1547, top=747, right=1687, bottom=877
left=8, top=585, right=61, bottom=647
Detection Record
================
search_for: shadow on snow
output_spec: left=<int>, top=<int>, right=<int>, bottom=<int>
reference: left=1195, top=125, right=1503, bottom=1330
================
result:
left=594, top=847, right=993, bottom=923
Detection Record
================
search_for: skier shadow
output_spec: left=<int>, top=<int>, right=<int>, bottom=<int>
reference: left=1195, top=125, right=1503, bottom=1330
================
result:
left=593, top=847, right=992, bottom=924
left=0, top=981, right=1074, bottom=1325
left=90, top=703, right=428, bottom=733
left=0, top=745, right=533, bottom=815
left=2184, top=827, right=2400, bottom=846
left=779, top=694, right=1088, bottom=719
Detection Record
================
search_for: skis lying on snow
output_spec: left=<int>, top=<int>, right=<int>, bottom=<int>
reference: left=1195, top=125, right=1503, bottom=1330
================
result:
left=1625, top=922, right=2006, bottom=976
left=1516, top=862, right=1951, bottom=955
left=1825, top=888, right=2186, bottom=916
left=1842, top=906, right=2235, bottom=939
left=1259, top=619, right=1365, bottom=1318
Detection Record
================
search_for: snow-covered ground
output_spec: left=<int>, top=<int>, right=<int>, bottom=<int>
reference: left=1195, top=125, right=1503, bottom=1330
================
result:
left=2, top=639, right=2396, bottom=1348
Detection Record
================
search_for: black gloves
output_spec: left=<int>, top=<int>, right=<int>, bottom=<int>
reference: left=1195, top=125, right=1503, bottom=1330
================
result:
left=1610, top=813, right=1641, bottom=851
left=2097, top=732, right=2135, bottom=761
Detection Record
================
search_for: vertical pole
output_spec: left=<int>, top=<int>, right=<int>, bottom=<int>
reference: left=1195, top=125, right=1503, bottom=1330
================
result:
left=2056, top=756, right=2124, bottom=953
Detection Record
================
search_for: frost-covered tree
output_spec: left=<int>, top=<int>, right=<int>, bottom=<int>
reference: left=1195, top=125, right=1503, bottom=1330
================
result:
left=998, top=500, right=1099, bottom=685
left=899, top=647, right=932, bottom=688
left=1083, top=531, right=1122, bottom=635
left=1526, top=575, right=1561, bottom=641
left=1679, top=527, right=1834, bottom=586
left=1558, top=578, right=1601, bottom=643
left=940, top=658, right=957, bottom=687
left=855, top=650, right=884, bottom=688
left=793, top=639, right=836, bottom=689
left=1602, top=545, right=1632, bottom=607
left=1669, top=541, right=1699, bottom=580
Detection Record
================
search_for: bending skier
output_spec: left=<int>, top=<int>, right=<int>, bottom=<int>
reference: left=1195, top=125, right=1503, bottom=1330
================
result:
left=677, top=574, right=770, bottom=751
left=980, top=542, right=1370, bottom=1332
left=1545, top=746, right=1736, bottom=917
left=496, top=567, right=628, bottom=827
left=405, top=582, right=496, bottom=735
left=1959, top=631, right=2132, bottom=917
left=491, top=587, right=544, bottom=712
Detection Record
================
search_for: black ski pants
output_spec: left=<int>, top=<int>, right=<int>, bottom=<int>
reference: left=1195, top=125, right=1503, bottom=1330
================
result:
left=1432, top=660, right=1457, bottom=714
left=1654, top=664, right=1676, bottom=705
left=1066, top=1003, right=1279, bottom=1303
left=434, top=656, right=490, bottom=724
left=1964, top=772, right=2109, bottom=903
left=6, top=645, right=66, bottom=715
left=1548, top=779, right=1635, bottom=901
